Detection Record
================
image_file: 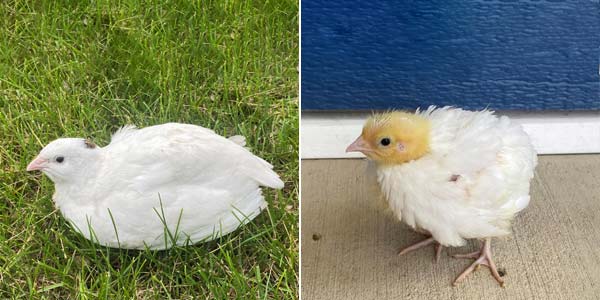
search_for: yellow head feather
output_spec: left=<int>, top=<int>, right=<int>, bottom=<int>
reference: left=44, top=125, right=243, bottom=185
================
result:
left=359, top=111, right=430, bottom=165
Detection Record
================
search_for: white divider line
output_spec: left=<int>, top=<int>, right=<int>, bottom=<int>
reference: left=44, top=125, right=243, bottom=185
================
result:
left=301, top=110, right=600, bottom=158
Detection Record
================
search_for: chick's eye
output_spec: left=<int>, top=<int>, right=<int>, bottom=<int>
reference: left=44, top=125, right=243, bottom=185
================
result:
left=56, top=156, right=64, bottom=163
left=380, top=138, right=391, bottom=146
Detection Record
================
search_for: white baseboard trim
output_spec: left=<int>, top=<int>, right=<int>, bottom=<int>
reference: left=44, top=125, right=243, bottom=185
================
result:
left=301, top=110, right=600, bottom=158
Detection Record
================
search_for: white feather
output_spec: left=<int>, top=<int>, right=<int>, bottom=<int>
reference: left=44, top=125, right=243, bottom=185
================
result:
left=377, top=107, right=537, bottom=247
left=38, top=123, right=283, bottom=249
left=228, top=135, right=246, bottom=146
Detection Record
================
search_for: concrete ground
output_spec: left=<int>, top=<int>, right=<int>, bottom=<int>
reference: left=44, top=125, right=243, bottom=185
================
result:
left=301, top=155, right=600, bottom=300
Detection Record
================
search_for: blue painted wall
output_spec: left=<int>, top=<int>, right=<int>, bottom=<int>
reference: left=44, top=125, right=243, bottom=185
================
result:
left=302, top=1, right=599, bottom=111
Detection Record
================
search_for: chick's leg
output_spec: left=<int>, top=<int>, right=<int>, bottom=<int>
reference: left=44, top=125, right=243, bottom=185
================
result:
left=398, top=236, right=444, bottom=262
left=452, top=238, right=504, bottom=287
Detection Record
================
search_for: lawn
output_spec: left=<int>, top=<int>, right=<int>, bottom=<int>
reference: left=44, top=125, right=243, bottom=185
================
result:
left=0, top=0, right=298, bottom=299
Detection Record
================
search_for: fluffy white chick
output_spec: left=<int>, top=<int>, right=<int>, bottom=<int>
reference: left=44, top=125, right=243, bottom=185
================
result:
left=346, top=106, right=537, bottom=286
left=27, top=123, right=284, bottom=250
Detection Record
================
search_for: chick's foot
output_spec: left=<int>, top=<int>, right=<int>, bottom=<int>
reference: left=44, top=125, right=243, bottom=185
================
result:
left=452, top=238, right=504, bottom=287
left=398, top=236, right=444, bottom=262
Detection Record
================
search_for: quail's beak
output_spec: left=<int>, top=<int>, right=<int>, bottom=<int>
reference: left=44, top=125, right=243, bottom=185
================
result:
left=26, top=156, right=48, bottom=171
left=345, top=136, right=371, bottom=153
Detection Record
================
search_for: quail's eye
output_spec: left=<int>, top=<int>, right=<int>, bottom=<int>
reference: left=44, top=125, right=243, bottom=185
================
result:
left=380, top=138, right=391, bottom=146
left=56, top=156, right=64, bottom=163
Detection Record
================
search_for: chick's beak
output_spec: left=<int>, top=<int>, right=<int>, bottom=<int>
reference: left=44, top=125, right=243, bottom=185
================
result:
left=346, top=136, right=371, bottom=153
left=26, top=156, right=48, bottom=171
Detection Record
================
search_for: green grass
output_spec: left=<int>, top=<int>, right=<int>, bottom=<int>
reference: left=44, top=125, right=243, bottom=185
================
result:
left=0, top=0, right=298, bottom=299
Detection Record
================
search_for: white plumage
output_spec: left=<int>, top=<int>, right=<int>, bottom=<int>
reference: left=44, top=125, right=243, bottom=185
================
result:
left=27, top=123, right=284, bottom=250
left=346, top=106, right=537, bottom=286
left=378, top=107, right=537, bottom=247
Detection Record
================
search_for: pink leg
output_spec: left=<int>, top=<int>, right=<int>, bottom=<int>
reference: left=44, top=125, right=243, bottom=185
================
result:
left=398, top=236, right=444, bottom=262
left=434, top=243, right=443, bottom=262
left=452, top=250, right=480, bottom=259
left=452, top=238, right=504, bottom=287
